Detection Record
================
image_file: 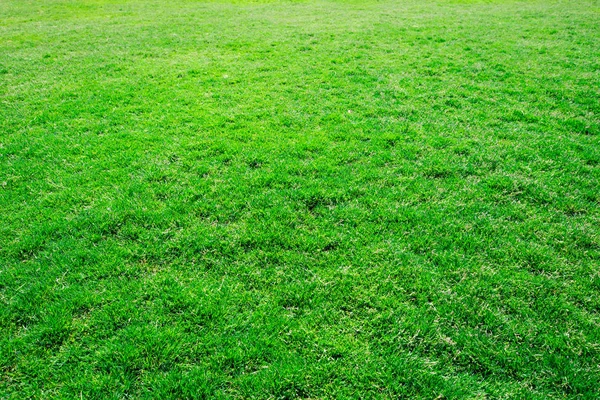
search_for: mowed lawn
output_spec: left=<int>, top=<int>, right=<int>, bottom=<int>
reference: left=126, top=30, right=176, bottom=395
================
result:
left=1, top=0, right=599, bottom=398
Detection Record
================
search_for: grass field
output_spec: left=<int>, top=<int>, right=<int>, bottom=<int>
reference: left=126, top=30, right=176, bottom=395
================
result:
left=1, top=0, right=599, bottom=398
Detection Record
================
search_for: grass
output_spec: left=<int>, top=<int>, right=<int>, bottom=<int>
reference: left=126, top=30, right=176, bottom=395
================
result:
left=1, top=0, right=599, bottom=398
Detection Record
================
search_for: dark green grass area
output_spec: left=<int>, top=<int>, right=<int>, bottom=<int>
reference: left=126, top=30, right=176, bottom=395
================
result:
left=1, top=0, right=599, bottom=397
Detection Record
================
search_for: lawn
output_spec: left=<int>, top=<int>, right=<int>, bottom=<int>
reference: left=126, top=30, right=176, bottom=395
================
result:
left=1, top=0, right=599, bottom=398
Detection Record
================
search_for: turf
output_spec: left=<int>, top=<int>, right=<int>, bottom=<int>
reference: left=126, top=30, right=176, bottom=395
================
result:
left=1, top=0, right=599, bottom=398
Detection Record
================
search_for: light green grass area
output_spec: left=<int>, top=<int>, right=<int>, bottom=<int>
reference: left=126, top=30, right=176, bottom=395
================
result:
left=1, top=0, right=599, bottom=398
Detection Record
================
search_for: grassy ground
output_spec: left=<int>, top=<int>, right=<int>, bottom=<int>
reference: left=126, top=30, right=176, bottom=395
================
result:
left=1, top=0, right=599, bottom=398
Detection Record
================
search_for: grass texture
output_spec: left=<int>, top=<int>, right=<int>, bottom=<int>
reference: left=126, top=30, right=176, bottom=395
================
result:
left=1, top=0, right=599, bottom=398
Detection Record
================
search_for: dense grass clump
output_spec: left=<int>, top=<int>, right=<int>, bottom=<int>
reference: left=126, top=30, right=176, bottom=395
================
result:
left=1, top=0, right=599, bottom=398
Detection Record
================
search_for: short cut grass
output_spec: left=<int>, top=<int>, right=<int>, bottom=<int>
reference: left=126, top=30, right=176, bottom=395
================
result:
left=1, top=0, right=599, bottom=398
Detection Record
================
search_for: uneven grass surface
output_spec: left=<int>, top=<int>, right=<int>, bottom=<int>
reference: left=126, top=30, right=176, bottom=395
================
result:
left=1, top=0, right=599, bottom=398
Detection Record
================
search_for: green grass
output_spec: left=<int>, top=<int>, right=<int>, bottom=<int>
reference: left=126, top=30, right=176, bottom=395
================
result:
left=1, top=0, right=599, bottom=398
